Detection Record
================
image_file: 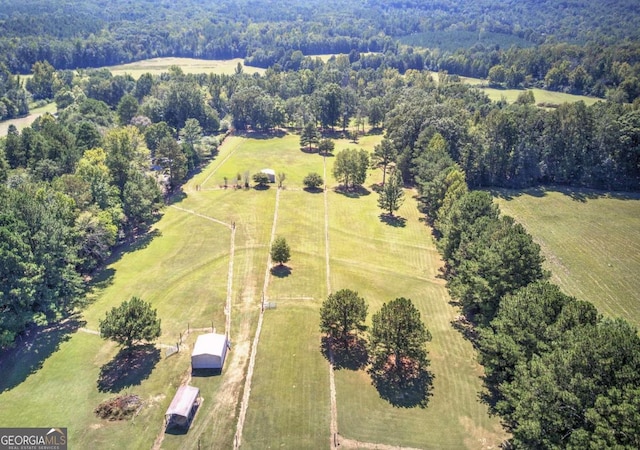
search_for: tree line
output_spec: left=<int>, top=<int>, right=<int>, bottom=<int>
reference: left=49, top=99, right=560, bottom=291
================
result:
left=387, top=105, right=640, bottom=447
left=2, top=0, right=640, bottom=102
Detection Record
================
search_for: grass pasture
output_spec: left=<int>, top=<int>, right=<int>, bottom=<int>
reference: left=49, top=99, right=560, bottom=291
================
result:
left=494, top=187, right=640, bottom=328
left=456, top=76, right=601, bottom=106
left=103, top=57, right=265, bottom=79
left=0, top=129, right=507, bottom=449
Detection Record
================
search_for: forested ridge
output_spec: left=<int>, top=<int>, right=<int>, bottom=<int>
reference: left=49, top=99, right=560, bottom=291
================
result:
left=1, top=0, right=640, bottom=102
left=1, top=1, right=640, bottom=447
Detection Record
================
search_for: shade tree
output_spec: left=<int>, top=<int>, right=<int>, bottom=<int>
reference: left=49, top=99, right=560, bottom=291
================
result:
left=333, top=147, right=369, bottom=190
left=300, top=121, right=319, bottom=151
left=99, top=296, right=161, bottom=348
left=319, top=289, right=368, bottom=343
left=370, top=138, right=397, bottom=186
left=377, top=169, right=404, bottom=216
left=369, top=297, right=431, bottom=374
left=270, top=236, right=291, bottom=266
left=303, top=172, right=324, bottom=190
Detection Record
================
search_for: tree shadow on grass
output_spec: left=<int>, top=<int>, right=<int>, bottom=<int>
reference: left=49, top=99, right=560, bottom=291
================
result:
left=97, top=344, right=160, bottom=393
left=368, top=357, right=434, bottom=408
left=321, top=335, right=368, bottom=371
left=0, top=315, right=86, bottom=392
left=303, top=186, right=324, bottom=194
left=379, top=213, right=407, bottom=227
left=335, top=185, right=370, bottom=198
left=270, top=265, right=292, bottom=278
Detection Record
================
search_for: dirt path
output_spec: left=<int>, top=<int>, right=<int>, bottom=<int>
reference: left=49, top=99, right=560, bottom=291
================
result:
left=225, top=225, right=236, bottom=336
left=234, top=188, right=281, bottom=448
left=169, top=205, right=233, bottom=230
left=152, top=189, right=238, bottom=450
left=337, top=438, right=424, bottom=450
left=323, top=156, right=340, bottom=448
left=200, top=135, right=238, bottom=189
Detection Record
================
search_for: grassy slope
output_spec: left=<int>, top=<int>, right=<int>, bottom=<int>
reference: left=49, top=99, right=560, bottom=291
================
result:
left=494, top=188, right=640, bottom=328
left=0, top=206, right=232, bottom=448
left=0, top=102, right=57, bottom=135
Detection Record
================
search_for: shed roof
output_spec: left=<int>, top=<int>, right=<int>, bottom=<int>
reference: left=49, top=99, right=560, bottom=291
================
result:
left=165, top=385, right=199, bottom=418
left=261, top=168, right=276, bottom=175
left=192, top=333, right=227, bottom=357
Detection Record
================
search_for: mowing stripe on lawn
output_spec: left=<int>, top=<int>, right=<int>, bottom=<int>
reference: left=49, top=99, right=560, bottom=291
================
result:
left=234, top=188, right=281, bottom=448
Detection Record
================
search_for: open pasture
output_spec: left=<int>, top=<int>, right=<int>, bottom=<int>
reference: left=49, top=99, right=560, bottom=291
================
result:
left=103, top=57, right=265, bottom=79
left=456, top=76, right=601, bottom=106
left=494, top=187, right=640, bottom=328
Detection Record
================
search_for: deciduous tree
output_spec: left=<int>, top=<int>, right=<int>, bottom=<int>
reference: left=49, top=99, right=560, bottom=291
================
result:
left=333, top=148, right=369, bottom=189
left=303, top=172, right=324, bottom=190
left=270, top=236, right=290, bottom=266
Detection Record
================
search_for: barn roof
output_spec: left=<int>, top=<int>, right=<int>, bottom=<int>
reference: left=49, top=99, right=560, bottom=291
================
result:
left=192, top=333, right=227, bottom=357
left=165, top=385, right=199, bottom=418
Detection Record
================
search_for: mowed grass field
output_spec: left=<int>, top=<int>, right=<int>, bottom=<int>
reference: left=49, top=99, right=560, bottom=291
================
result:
left=494, top=187, right=640, bottom=328
left=217, top=133, right=506, bottom=448
left=0, top=130, right=506, bottom=449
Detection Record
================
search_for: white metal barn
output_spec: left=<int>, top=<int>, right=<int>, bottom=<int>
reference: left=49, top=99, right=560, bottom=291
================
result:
left=191, top=333, right=228, bottom=370
left=261, top=168, right=276, bottom=183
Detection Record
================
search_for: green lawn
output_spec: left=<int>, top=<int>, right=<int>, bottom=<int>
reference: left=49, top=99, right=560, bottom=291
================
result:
left=241, top=304, right=331, bottom=449
left=494, top=187, right=640, bottom=328
left=456, top=76, right=601, bottom=106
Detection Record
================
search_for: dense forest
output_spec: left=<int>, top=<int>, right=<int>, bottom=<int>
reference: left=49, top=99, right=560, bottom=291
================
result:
left=1, top=0, right=640, bottom=104
left=1, top=0, right=640, bottom=447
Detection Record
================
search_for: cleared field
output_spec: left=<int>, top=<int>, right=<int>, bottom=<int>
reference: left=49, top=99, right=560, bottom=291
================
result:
left=0, top=102, right=57, bottom=135
left=457, top=76, right=601, bottom=105
left=103, top=57, right=265, bottom=79
left=242, top=304, right=331, bottom=449
left=494, top=187, right=640, bottom=328
left=0, top=206, right=234, bottom=448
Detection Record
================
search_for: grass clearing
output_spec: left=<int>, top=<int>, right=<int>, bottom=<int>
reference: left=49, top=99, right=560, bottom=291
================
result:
left=103, top=57, right=265, bottom=79
left=456, top=76, right=601, bottom=105
left=0, top=102, right=57, bottom=135
left=494, top=187, right=640, bottom=328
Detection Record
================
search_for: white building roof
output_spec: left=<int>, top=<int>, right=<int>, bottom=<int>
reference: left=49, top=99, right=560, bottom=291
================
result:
left=192, top=333, right=227, bottom=357
left=165, top=385, right=199, bottom=418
